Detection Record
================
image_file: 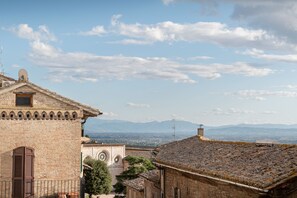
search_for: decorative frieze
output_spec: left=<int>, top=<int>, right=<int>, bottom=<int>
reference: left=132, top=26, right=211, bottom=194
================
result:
left=0, top=110, right=79, bottom=120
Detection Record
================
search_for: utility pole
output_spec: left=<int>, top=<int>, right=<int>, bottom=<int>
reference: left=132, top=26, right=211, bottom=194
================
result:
left=172, top=119, right=176, bottom=141
left=0, top=46, right=4, bottom=75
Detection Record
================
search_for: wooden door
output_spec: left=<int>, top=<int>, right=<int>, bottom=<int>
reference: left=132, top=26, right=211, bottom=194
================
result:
left=12, top=147, right=34, bottom=198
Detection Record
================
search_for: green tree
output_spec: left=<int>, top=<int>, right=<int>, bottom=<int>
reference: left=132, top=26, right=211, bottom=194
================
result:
left=84, top=158, right=112, bottom=197
left=114, top=156, right=155, bottom=194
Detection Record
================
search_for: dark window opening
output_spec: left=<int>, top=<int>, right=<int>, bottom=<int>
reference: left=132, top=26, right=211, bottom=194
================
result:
left=16, top=94, right=33, bottom=107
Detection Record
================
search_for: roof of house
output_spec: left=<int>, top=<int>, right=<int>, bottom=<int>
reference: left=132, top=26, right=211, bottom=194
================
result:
left=140, top=169, right=160, bottom=183
left=155, top=135, right=297, bottom=190
left=123, top=177, right=144, bottom=191
left=0, top=73, right=101, bottom=117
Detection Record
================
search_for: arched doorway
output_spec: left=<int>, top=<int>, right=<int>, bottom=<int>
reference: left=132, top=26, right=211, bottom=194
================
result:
left=12, top=147, right=34, bottom=198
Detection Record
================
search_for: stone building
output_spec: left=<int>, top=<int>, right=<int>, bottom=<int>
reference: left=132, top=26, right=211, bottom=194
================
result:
left=123, top=177, right=144, bottom=198
left=154, top=128, right=297, bottom=198
left=141, top=170, right=161, bottom=198
left=0, top=70, right=101, bottom=197
left=123, top=170, right=160, bottom=198
left=81, top=143, right=125, bottom=185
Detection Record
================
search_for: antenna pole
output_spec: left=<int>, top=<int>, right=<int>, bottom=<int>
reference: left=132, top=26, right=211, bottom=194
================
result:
left=172, top=119, right=176, bottom=141
left=0, top=46, right=4, bottom=75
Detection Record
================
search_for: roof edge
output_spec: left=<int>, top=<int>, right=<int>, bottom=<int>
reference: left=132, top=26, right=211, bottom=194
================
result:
left=155, top=162, right=268, bottom=193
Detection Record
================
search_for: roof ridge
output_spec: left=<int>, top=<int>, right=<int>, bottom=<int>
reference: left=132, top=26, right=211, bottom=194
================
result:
left=26, top=82, right=101, bottom=115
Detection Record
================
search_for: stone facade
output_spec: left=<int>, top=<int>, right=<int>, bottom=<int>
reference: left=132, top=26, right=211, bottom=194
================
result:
left=124, top=177, right=144, bottom=198
left=0, top=119, right=81, bottom=180
left=143, top=177, right=161, bottom=198
left=126, top=187, right=144, bottom=198
left=82, top=144, right=125, bottom=185
left=162, top=168, right=262, bottom=198
left=0, top=71, right=100, bottom=196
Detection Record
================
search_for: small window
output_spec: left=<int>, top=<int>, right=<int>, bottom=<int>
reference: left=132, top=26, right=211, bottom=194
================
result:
left=114, top=155, right=121, bottom=163
left=16, top=94, right=33, bottom=107
left=98, top=151, right=108, bottom=162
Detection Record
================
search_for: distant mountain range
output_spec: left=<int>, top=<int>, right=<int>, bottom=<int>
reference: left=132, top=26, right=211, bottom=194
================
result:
left=85, top=118, right=297, bottom=133
left=85, top=119, right=297, bottom=144
left=85, top=118, right=199, bottom=134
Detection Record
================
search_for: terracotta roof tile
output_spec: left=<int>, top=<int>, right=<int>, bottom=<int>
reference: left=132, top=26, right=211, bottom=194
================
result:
left=140, top=170, right=160, bottom=183
left=155, top=136, right=297, bottom=189
left=123, top=177, right=144, bottom=191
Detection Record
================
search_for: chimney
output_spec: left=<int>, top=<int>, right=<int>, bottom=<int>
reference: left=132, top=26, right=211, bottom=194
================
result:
left=197, top=124, right=204, bottom=137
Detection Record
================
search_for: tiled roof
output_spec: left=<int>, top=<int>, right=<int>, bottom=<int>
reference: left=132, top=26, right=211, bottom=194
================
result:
left=123, top=177, right=144, bottom=191
left=155, top=136, right=297, bottom=189
left=140, top=170, right=160, bottom=183
left=126, top=147, right=154, bottom=159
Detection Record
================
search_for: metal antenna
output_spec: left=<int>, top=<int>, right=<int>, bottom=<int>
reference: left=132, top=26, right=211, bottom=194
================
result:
left=0, top=46, right=3, bottom=75
left=172, top=118, right=176, bottom=141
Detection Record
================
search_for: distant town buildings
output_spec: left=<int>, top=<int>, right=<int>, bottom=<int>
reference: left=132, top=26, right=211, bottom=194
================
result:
left=0, top=70, right=101, bottom=197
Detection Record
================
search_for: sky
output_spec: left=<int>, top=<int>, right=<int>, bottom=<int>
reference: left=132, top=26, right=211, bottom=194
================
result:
left=1, top=0, right=297, bottom=125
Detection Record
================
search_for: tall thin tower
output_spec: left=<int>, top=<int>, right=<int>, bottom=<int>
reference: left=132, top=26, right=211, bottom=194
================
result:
left=172, top=118, right=176, bottom=141
left=0, top=46, right=4, bottom=75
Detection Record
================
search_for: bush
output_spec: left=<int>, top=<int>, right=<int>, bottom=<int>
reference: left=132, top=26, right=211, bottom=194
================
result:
left=114, top=156, right=155, bottom=194
left=84, top=158, right=112, bottom=196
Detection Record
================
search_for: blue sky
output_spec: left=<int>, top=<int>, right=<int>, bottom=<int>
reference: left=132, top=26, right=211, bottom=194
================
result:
left=1, top=0, right=297, bottom=125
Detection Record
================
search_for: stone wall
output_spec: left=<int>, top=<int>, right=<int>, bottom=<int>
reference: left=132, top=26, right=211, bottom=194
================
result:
left=0, top=85, right=79, bottom=110
left=82, top=144, right=125, bottom=185
left=126, top=187, right=144, bottom=198
left=0, top=119, right=81, bottom=181
left=144, top=179, right=161, bottom=198
left=163, top=168, right=262, bottom=198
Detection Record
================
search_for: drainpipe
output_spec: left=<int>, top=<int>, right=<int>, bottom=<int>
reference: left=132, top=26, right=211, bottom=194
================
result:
left=81, top=118, right=88, bottom=137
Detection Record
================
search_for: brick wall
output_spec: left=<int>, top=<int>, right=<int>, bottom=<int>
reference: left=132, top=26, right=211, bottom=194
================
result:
left=0, top=85, right=82, bottom=181
left=0, top=85, right=78, bottom=110
left=144, top=179, right=160, bottom=198
left=126, top=187, right=144, bottom=198
left=163, top=168, right=262, bottom=198
left=0, top=119, right=81, bottom=180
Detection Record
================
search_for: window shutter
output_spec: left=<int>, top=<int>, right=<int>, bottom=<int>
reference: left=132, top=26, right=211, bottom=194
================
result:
left=12, top=147, right=34, bottom=198
left=24, top=147, right=34, bottom=197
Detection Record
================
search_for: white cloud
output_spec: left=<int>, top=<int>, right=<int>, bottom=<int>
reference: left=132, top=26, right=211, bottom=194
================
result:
left=243, top=48, right=297, bottom=63
left=10, top=24, right=273, bottom=83
left=227, top=90, right=297, bottom=100
left=8, top=24, right=56, bottom=42
left=11, top=64, right=20, bottom=68
left=163, top=1, right=297, bottom=48
left=212, top=107, right=254, bottom=115
left=127, top=102, right=151, bottom=108
left=262, top=111, right=277, bottom=115
left=80, top=25, right=106, bottom=36
left=102, top=112, right=118, bottom=117
left=109, top=16, right=291, bottom=51
left=188, top=56, right=213, bottom=60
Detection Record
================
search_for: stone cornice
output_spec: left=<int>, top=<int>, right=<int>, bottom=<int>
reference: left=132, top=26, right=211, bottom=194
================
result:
left=0, top=109, right=81, bottom=120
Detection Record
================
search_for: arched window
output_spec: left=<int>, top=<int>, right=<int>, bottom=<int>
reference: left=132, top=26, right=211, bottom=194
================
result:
left=49, top=111, right=55, bottom=120
left=64, top=112, right=70, bottom=120
left=33, top=111, right=40, bottom=120
left=41, top=111, right=47, bottom=120
left=72, top=112, right=78, bottom=120
left=17, top=111, right=24, bottom=120
left=9, top=111, right=16, bottom=120
left=57, top=112, right=63, bottom=120
left=1, top=111, right=7, bottom=120
left=25, top=111, right=32, bottom=120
